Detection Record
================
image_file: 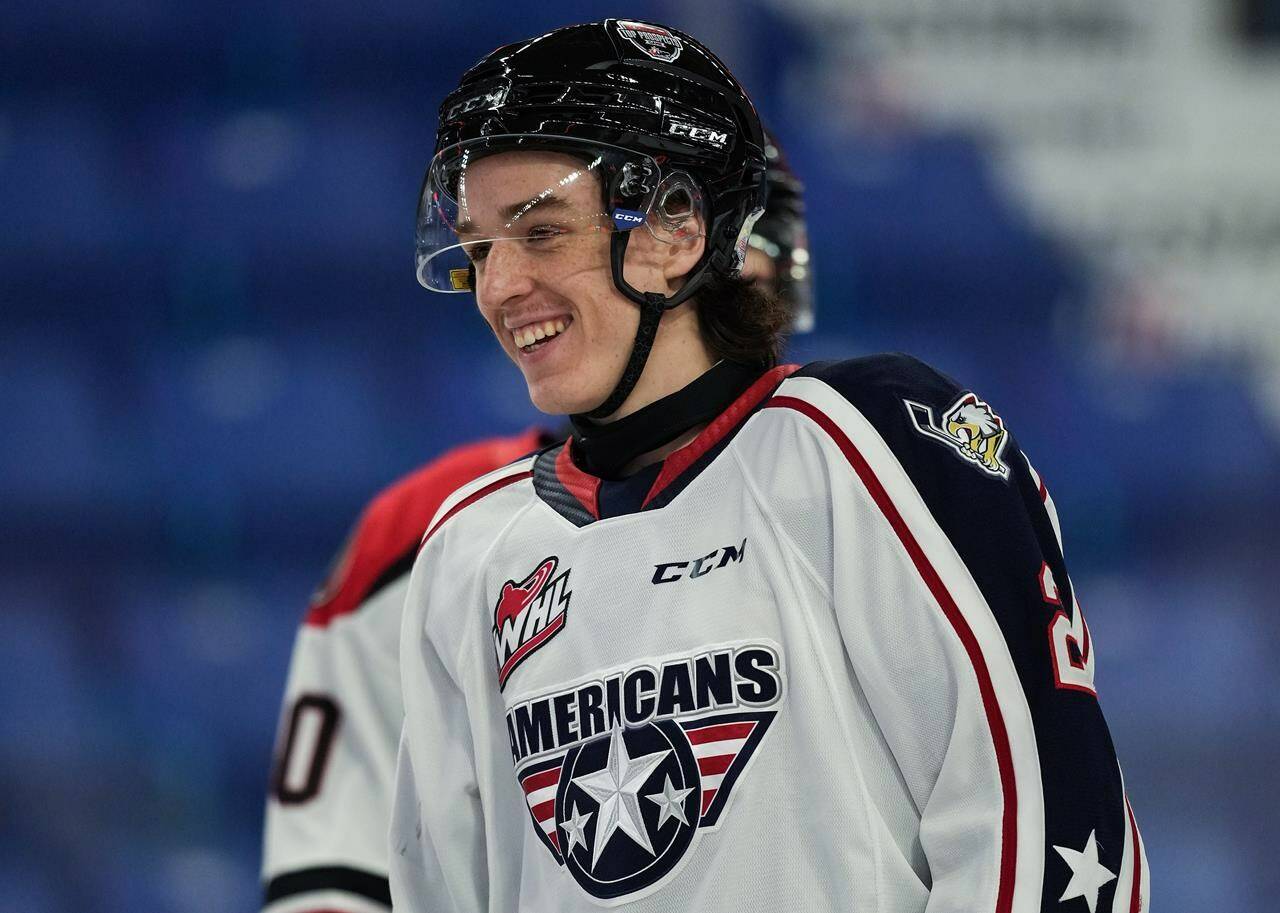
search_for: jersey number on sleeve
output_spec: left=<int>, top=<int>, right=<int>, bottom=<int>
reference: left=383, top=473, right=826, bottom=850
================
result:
left=1040, top=562, right=1098, bottom=696
left=272, top=694, right=341, bottom=805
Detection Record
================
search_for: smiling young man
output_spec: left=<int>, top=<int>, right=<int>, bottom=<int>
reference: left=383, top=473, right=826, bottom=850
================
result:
left=392, top=19, right=1147, bottom=913
left=258, top=140, right=809, bottom=913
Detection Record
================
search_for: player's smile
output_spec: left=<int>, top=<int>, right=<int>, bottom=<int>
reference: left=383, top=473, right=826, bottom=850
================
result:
left=510, top=315, right=574, bottom=360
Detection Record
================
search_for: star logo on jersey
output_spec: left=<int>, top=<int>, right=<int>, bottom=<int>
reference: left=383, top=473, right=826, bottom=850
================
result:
left=491, top=556, right=571, bottom=690
left=905, top=392, right=1011, bottom=478
left=1053, top=830, right=1117, bottom=913
left=517, top=712, right=775, bottom=901
left=507, top=642, right=784, bottom=902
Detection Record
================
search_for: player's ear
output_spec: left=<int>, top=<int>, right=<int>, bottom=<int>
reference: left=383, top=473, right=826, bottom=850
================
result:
left=649, top=177, right=706, bottom=284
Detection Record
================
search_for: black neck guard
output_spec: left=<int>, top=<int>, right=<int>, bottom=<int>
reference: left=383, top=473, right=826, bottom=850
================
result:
left=569, top=360, right=763, bottom=479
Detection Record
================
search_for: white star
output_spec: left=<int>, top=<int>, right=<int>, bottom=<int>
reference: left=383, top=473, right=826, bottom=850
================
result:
left=560, top=801, right=592, bottom=858
left=1053, top=830, right=1117, bottom=913
left=646, top=774, right=694, bottom=829
left=572, top=725, right=670, bottom=864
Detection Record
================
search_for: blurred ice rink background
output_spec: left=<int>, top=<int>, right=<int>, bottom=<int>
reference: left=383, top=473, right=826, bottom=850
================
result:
left=2, top=1, right=1277, bottom=910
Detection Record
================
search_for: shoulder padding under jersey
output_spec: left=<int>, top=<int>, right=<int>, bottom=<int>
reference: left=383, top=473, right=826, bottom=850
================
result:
left=305, top=428, right=551, bottom=628
left=791, top=354, right=1137, bottom=913
left=794, top=353, right=1076, bottom=696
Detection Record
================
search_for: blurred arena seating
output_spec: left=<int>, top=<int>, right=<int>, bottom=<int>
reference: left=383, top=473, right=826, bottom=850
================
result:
left=1, top=1, right=1277, bottom=911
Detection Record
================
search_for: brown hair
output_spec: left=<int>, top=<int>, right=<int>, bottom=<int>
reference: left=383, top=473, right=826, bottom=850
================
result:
left=695, top=273, right=792, bottom=367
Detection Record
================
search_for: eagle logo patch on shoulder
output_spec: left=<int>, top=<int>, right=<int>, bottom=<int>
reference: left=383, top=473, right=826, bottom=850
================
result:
left=905, top=392, right=1010, bottom=478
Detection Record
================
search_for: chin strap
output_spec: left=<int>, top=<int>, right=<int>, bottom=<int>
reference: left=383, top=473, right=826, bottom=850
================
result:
left=570, top=360, right=761, bottom=477
left=581, top=228, right=710, bottom=420
left=584, top=288, right=664, bottom=419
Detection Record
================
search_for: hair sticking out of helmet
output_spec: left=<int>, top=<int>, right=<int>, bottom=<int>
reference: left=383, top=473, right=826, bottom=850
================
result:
left=420, top=19, right=768, bottom=420
left=749, top=131, right=813, bottom=333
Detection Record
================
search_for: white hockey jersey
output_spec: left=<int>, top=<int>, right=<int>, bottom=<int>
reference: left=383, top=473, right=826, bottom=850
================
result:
left=261, top=430, right=548, bottom=913
left=391, top=355, right=1149, bottom=913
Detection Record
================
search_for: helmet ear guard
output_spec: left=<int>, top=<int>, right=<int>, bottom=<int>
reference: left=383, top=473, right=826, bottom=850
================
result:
left=649, top=172, right=702, bottom=242
left=602, top=168, right=712, bottom=314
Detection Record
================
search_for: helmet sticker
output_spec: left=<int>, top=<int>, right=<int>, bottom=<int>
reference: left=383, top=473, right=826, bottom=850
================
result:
left=611, top=208, right=647, bottom=231
left=615, top=20, right=683, bottom=63
left=449, top=267, right=473, bottom=291
left=732, top=206, right=765, bottom=273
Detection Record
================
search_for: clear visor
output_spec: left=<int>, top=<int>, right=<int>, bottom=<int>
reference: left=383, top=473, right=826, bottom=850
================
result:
left=415, top=135, right=704, bottom=293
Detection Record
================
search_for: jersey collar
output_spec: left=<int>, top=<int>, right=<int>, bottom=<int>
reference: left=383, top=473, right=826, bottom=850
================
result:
left=535, top=363, right=800, bottom=526
left=569, top=360, right=763, bottom=479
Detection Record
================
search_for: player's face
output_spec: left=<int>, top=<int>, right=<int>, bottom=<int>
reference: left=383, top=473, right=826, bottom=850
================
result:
left=463, top=151, right=685, bottom=416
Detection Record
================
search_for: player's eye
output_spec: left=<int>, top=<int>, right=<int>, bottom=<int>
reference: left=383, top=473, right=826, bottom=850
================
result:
left=466, top=241, right=491, bottom=263
left=526, top=224, right=566, bottom=244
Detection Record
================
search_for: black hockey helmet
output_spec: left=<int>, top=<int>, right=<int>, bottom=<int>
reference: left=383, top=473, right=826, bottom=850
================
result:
left=416, top=19, right=768, bottom=417
left=750, top=133, right=813, bottom=333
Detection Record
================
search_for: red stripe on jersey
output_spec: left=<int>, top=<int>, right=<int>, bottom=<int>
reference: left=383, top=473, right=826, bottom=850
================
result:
left=642, top=364, right=801, bottom=508
left=521, top=767, right=561, bottom=794
left=765, top=396, right=1019, bottom=913
left=531, top=798, right=556, bottom=822
left=420, top=471, right=533, bottom=550
left=498, top=613, right=566, bottom=688
left=306, top=429, right=546, bottom=627
left=686, top=721, right=755, bottom=744
left=548, top=831, right=560, bottom=852
left=697, top=754, right=734, bottom=777
left=555, top=442, right=601, bottom=520
left=700, top=789, right=717, bottom=816
left=1126, top=798, right=1143, bottom=912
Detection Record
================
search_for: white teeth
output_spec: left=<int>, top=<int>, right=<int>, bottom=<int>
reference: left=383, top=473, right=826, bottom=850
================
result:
left=513, top=317, right=570, bottom=350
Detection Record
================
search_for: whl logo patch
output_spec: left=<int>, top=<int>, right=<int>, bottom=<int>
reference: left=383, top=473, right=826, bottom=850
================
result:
left=492, top=556, right=571, bottom=690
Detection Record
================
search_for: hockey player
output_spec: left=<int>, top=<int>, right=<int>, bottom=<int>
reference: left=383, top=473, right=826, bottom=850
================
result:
left=259, top=139, right=810, bottom=912
left=390, top=18, right=1148, bottom=913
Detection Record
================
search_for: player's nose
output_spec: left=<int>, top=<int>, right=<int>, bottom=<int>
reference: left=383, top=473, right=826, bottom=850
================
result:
left=475, top=241, right=536, bottom=312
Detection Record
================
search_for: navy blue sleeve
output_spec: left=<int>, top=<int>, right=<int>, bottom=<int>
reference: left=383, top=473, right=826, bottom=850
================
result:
left=799, top=353, right=1147, bottom=913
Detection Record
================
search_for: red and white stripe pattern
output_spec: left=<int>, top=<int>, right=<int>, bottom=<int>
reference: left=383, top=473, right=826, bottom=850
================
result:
left=520, top=765, right=564, bottom=854
left=685, top=719, right=757, bottom=818
left=1111, top=786, right=1150, bottom=913
left=418, top=459, right=535, bottom=550
left=1024, top=456, right=1065, bottom=555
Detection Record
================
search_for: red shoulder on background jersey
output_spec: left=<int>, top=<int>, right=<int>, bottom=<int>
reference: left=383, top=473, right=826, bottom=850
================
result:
left=304, top=428, right=553, bottom=628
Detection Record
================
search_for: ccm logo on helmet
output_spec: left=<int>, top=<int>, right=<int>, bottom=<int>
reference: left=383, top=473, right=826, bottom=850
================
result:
left=665, top=119, right=730, bottom=150
left=443, top=86, right=508, bottom=122
left=611, top=208, right=647, bottom=230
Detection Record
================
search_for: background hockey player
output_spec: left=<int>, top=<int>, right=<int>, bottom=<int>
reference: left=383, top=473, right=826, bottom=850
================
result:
left=259, top=137, right=810, bottom=912
left=390, top=18, right=1147, bottom=913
